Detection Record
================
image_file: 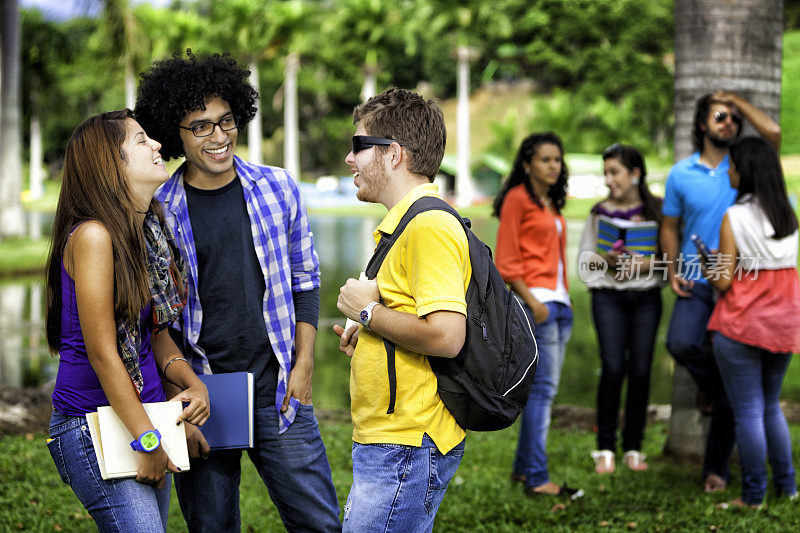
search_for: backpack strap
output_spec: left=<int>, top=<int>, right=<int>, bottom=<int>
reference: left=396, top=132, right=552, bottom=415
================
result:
left=364, top=196, right=466, bottom=415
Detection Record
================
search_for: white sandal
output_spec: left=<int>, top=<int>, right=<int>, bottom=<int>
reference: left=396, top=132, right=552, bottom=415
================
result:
left=590, top=450, right=615, bottom=474
left=622, top=450, right=648, bottom=471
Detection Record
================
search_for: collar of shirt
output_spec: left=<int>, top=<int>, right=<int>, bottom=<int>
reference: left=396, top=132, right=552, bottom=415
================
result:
left=689, top=151, right=730, bottom=172
left=374, top=182, right=440, bottom=243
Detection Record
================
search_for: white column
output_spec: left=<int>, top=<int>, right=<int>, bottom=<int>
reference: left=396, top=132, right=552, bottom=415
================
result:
left=248, top=60, right=263, bottom=165
left=455, top=45, right=476, bottom=207
left=29, top=113, right=43, bottom=200
left=283, top=53, right=300, bottom=180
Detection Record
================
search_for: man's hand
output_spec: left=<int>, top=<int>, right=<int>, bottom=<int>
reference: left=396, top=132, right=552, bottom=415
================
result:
left=333, top=324, right=360, bottom=357
left=711, top=90, right=740, bottom=108
left=337, top=278, right=380, bottom=321
left=282, top=358, right=313, bottom=410
left=670, top=273, right=694, bottom=297
left=168, top=382, right=210, bottom=426
left=184, top=422, right=210, bottom=460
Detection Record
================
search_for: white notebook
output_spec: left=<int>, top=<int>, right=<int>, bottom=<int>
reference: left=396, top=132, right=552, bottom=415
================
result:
left=86, top=400, right=190, bottom=480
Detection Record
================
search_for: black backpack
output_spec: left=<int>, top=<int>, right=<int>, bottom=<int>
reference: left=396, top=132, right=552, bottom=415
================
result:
left=364, top=196, right=538, bottom=431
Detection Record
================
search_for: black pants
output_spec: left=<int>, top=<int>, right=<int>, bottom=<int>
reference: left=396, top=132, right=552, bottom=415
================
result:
left=591, top=287, right=662, bottom=451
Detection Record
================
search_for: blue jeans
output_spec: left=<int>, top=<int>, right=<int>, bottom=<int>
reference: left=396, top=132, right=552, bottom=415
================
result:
left=47, top=410, right=171, bottom=532
left=343, top=434, right=465, bottom=533
left=174, top=403, right=340, bottom=532
left=665, top=283, right=735, bottom=482
left=513, top=301, right=573, bottom=488
left=591, top=288, right=662, bottom=451
left=713, top=334, right=797, bottom=505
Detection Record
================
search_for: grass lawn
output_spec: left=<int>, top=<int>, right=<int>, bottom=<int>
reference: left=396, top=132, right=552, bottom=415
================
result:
left=3, top=418, right=799, bottom=531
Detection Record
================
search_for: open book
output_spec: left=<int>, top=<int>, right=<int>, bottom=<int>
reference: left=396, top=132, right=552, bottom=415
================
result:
left=85, top=400, right=190, bottom=480
left=596, top=215, right=658, bottom=256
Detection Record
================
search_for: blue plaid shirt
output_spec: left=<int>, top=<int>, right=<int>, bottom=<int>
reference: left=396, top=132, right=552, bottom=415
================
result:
left=156, top=156, right=320, bottom=433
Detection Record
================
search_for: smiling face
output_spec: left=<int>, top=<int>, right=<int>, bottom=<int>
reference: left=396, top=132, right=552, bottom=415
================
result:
left=121, top=119, right=168, bottom=201
left=604, top=157, right=641, bottom=202
left=345, top=123, right=391, bottom=204
left=524, top=142, right=562, bottom=194
left=179, top=96, right=238, bottom=188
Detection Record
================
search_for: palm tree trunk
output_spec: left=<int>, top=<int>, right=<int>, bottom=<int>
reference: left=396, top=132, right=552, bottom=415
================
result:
left=248, top=60, right=263, bottom=166
left=125, top=61, right=136, bottom=111
left=455, top=45, right=476, bottom=207
left=666, top=0, right=783, bottom=460
left=0, top=0, right=26, bottom=239
left=283, top=52, right=300, bottom=180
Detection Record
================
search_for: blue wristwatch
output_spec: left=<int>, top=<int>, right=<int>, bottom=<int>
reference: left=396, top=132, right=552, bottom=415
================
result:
left=130, top=429, right=162, bottom=453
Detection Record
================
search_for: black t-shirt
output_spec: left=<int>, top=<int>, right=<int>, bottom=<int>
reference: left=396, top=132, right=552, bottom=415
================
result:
left=185, top=178, right=277, bottom=407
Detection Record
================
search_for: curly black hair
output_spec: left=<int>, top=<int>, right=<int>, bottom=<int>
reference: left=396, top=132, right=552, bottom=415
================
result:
left=134, top=51, right=258, bottom=161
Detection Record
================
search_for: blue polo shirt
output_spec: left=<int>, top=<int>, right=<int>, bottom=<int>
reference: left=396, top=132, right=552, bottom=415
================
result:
left=663, top=152, right=738, bottom=283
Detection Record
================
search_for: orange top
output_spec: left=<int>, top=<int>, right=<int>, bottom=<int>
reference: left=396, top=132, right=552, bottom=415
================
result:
left=495, top=184, right=568, bottom=291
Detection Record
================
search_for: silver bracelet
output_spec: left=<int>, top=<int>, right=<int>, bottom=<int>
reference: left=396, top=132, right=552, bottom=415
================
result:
left=163, top=356, right=189, bottom=376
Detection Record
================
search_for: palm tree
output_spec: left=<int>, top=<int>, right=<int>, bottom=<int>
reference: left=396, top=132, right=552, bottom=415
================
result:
left=666, top=0, right=783, bottom=460
left=0, top=0, right=25, bottom=239
left=99, top=0, right=147, bottom=110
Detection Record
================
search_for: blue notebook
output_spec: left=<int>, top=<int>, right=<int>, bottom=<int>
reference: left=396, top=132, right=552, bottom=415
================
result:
left=197, top=372, right=254, bottom=449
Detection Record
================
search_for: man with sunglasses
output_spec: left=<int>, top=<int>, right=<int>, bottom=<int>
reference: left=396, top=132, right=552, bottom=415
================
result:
left=334, top=88, right=468, bottom=532
left=135, top=52, right=340, bottom=531
left=660, top=90, right=780, bottom=493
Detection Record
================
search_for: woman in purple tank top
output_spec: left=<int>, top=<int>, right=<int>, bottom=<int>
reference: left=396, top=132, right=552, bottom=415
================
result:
left=44, top=109, right=209, bottom=532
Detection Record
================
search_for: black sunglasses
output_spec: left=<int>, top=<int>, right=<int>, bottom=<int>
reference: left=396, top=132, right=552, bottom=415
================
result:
left=712, top=111, right=743, bottom=125
left=352, top=136, right=400, bottom=154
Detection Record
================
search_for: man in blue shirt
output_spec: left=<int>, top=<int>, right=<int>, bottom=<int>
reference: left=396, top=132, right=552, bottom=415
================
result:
left=661, top=90, right=780, bottom=493
left=135, top=52, right=340, bottom=532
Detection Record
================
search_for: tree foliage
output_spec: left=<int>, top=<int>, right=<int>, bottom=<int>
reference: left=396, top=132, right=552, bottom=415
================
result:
left=22, top=0, right=675, bottom=175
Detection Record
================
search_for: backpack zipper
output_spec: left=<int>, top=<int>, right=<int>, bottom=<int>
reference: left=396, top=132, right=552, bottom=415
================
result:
left=502, top=294, right=538, bottom=397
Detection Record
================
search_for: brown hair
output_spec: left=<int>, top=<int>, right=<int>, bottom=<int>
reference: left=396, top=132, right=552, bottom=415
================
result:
left=45, top=109, right=171, bottom=352
left=353, top=87, right=446, bottom=180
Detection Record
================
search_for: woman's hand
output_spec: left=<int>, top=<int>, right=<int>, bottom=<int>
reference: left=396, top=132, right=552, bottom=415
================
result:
left=136, top=445, right=180, bottom=489
left=532, top=300, right=550, bottom=324
left=184, top=422, right=211, bottom=460
left=168, top=381, right=210, bottom=426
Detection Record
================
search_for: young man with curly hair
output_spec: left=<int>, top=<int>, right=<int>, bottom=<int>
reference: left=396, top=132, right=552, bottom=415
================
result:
left=334, top=88, right=468, bottom=532
left=135, top=52, right=340, bottom=532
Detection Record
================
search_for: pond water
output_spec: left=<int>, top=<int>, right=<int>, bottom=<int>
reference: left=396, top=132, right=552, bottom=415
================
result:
left=2, top=214, right=799, bottom=411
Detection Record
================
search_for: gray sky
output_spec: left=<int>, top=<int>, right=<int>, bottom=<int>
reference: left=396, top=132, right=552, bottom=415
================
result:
left=21, top=0, right=171, bottom=22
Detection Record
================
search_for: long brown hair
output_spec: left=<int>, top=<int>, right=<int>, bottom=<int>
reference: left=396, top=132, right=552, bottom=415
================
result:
left=45, top=109, right=168, bottom=353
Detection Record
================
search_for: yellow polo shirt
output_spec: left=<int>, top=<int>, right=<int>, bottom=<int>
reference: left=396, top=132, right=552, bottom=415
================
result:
left=350, top=183, right=470, bottom=454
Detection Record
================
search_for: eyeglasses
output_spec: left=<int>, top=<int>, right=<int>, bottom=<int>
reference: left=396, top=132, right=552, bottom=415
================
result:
left=179, top=114, right=238, bottom=137
left=712, top=111, right=743, bottom=125
left=352, top=136, right=400, bottom=154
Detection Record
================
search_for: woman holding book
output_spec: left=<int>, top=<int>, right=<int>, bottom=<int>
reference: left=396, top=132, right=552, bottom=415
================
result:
left=578, top=143, right=663, bottom=474
left=45, top=109, right=209, bottom=531
left=494, top=132, right=582, bottom=498
left=705, top=137, right=799, bottom=508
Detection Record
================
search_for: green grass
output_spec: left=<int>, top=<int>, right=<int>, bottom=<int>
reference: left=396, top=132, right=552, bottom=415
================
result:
left=4, top=419, right=800, bottom=531
left=0, top=238, right=50, bottom=276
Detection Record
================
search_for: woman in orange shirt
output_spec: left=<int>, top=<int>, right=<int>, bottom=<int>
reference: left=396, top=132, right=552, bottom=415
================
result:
left=494, top=132, right=581, bottom=499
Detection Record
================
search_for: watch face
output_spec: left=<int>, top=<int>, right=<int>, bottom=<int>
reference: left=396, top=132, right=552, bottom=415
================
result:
left=141, top=432, right=159, bottom=451
left=359, top=310, right=369, bottom=323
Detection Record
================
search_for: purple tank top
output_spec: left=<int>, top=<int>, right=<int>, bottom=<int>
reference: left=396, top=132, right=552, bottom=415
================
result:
left=52, top=261, right=166, bottom=416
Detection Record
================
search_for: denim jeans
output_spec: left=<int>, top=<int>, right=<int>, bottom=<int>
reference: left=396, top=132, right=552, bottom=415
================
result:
left=513, top=301, right=573, bottom=488
left=665, top=282, right=735, bottom=482
left=342, top=434, right=465, bottom=533
left=591, top=288, right=662, bottom=451
left=174, top=403, right=340, bottom=532
left=713, top=333, right=797, bottom=505
left=47, top=409, right=171, bottom=532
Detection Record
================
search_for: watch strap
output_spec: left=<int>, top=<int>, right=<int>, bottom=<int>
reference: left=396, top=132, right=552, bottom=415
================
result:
left=359, top=301, right=380, bottom=330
